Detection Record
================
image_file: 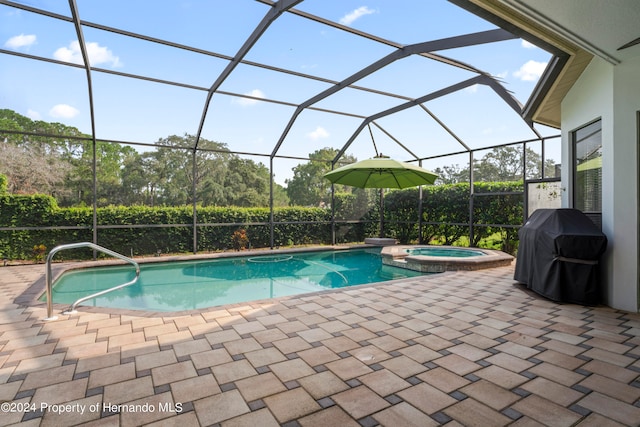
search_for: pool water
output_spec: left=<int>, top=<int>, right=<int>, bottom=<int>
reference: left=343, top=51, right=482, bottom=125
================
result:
left=405, top=247, right=486, bottom=257
left=43, top=248, right=426, bottom=312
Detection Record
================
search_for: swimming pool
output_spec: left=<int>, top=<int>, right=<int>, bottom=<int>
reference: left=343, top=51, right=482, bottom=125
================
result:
left=42, top=248, right=426, bottom=312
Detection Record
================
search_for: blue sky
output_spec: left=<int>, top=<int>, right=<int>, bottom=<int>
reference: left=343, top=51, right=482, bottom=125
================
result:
left=0, top=0, right=560, bottom=184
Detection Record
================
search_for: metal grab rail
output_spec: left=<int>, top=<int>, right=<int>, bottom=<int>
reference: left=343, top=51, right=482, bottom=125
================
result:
left=45, top=242, right=140, bottom=320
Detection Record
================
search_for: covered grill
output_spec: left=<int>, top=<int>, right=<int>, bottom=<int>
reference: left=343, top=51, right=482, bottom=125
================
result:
left=514, top=209, right=607, bottom=305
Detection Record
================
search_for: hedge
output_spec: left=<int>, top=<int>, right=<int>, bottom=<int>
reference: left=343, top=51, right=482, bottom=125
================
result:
left=0, top=200, right=335, bottom=260
left=382, top=181, right=524, bottom=250
left=0, top=181, right=524, bottom=260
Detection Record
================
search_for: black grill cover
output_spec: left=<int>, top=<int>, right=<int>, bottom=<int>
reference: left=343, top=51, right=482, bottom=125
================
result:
left=514, top=209, right=607, bottom=305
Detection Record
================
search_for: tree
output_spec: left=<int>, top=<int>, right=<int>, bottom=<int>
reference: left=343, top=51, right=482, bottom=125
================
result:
left=0, top=110, right=74, bottom=198
left=271, top=183, right=290, bottom=207
left=0, top=174, right=7, bottom=194
left=223, top=157, right=270, bottom=207
left=286, top=148, right=356, bottom=206
left=141, top=135, right=278, bottom=207
left=1, top=109, right=142, bottom=206
left=433, top=164, right=467, bottom=184
left=0, top=111, right=286, bottom=208
left=120, top=149, right=148, bottom=205
left=0, top=142, right=70, bottom=196
left=61, top=139, right=144, bottom=207
left=140, top=135, right=232, bottom=206
left=434, top=146, right=557, bottom=184
left=0, top=109, right=71, bottom=195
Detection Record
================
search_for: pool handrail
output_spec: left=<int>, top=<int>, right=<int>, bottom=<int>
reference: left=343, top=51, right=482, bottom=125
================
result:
left=45, top=242, right=140, bottom=320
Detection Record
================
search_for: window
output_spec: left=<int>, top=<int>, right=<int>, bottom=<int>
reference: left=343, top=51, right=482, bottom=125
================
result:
left=573, top=119, right=602, bottom=226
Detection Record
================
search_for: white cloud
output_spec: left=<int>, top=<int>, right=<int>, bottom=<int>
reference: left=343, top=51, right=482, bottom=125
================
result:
left=514, top=60, right=547, bottom=81
left=4, top=33, right=36, bottom=49
left=464, top=84, right=478, bottom=94
left=49, top=104, right=79, bottom=119
left=53, top=41, right=121, bottom=67
left=234, top=89, right=266, bottom=106
left=26, top=109, right=41, bottom=120
left=307, top=126, right=329, bottom=140
left=339, top=6, right=376, bottom=26
left=521, top=40, right=537, bottom=49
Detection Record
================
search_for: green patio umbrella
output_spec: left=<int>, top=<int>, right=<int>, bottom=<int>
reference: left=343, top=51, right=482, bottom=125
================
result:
left=323, top=157, right=438, bottom=189
left=324, top=156, right=438, bottom=238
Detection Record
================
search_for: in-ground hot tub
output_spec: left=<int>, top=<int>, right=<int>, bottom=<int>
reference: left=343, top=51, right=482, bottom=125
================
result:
left=381, top=245, right=513, bottom=273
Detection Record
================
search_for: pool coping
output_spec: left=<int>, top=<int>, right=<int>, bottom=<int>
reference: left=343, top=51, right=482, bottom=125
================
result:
left=381, top=245, right=514, bottom=273
left=15, top=244, right=449, bottom=319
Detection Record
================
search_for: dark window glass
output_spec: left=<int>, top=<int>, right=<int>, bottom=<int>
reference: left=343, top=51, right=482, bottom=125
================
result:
left=573, top=120, right=602, bottom=224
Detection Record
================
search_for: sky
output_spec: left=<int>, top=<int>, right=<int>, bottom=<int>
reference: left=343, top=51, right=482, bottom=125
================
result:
left=0, top=0, right=561, bottom=185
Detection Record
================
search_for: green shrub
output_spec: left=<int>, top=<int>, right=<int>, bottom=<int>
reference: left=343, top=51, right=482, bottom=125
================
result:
left=0, top=174, right=7, bottom=194
left=382, top=181, right=523, bottom=252
left=0, top=181, right=524, bottom=260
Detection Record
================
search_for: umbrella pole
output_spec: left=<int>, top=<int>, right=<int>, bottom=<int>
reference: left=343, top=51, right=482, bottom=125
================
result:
left=379, top=188, right=384, bottom=238
left=418, top=184, right=423, bottom=244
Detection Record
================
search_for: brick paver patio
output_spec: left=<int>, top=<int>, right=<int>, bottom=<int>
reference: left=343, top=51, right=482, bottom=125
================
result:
left=1, top=258, right=639, bottom=426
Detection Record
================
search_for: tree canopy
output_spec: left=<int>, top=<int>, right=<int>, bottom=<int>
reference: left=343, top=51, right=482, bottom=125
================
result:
left=285, top=148, right=358, bottom=206
left=433, top=146, right=557, bottom=184
left=0, top=109, right=288, bottom=207
left=1, top=109, right=557, bottom=210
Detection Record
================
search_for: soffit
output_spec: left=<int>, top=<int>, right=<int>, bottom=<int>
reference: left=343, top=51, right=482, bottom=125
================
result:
left=471, top=0, right=639, bottom=128
left=501, top=0, right=640, bottom=64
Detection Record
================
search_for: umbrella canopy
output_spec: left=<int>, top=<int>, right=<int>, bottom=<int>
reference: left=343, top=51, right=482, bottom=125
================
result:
left=324, top=157, right=438, bottom=189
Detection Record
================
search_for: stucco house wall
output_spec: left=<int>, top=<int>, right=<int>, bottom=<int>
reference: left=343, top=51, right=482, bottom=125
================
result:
left=561, top=55, right=640, bottom=312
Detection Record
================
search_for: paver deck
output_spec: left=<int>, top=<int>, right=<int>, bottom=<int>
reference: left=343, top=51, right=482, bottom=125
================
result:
left=1, top=261, right=639, bottom=426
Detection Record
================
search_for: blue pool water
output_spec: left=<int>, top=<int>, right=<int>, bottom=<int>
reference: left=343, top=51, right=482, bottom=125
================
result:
left=43, top=248, right=426, bottom=312
left=405, top=247, right=486, bottom=257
